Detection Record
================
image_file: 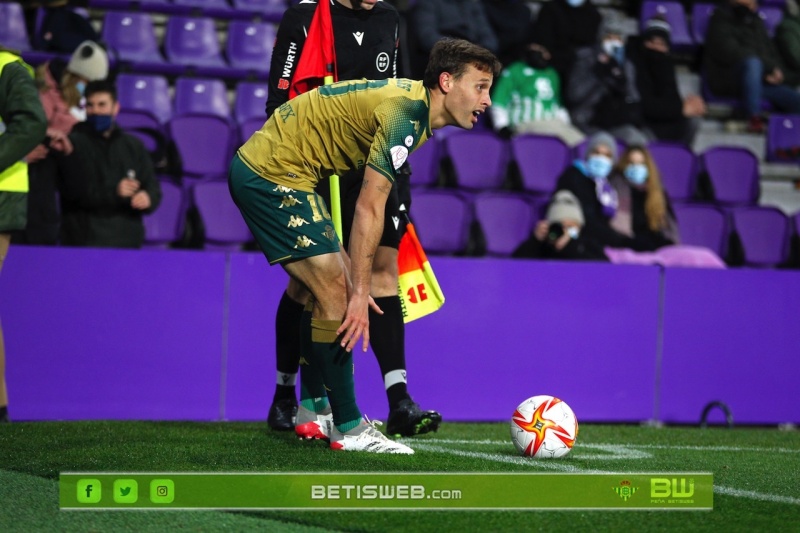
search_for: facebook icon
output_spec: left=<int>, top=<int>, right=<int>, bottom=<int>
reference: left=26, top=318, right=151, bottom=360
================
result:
left=77, top=479, right=102, bottom=503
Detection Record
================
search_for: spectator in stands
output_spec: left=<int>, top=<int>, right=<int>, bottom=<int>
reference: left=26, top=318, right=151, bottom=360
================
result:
left=57, top=80, right=161, bottom=248
left=491, top=43, right=585, bottom=146
left=775, top=0, right=800, bottom=87
left=705, top=0, right=800, bottom=133
left=410, top=0, right=499, bottom=78
left=512, top=190, right=608, bottom=260
left=527, top=0, right=602, bottom=90
left=0, top=47, right=48, bottom=423
left=481, top=0, right=534, bottom=66
left=608, top=145, right=679, bottom=251
left=566, top=19, right=653, bottom=146
left=630, top=17, right=706, bottom=146
left=36, top=0, right=101, bottom=54
left=13, top=40, right=108, bottom=245
left=555, top=131, right=664, bottom=252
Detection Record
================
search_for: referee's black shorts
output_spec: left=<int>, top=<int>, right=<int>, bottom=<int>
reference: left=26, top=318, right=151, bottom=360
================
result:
left=317, top=162, right=411, bottom=251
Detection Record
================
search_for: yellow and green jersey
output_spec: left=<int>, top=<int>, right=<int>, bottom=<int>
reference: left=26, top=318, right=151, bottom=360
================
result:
left=238, top=78, right=432, bottom=192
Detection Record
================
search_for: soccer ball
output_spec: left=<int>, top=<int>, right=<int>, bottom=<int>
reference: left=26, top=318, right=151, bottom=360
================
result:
left=510, top=395, right=578, bottom=458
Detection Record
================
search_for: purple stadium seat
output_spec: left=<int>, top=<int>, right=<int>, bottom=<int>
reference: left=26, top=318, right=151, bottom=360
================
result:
left=672, top=202, right=729, bottom=258
left=232, top=0, right=286, bottom=13
left=165, top=17, right=226, bottom=69
left=758, top=6, right=783, bottom=37
left=192, top=180, right=254, bottom=251
left=172, top=0, right=231, bottom=11
left=647, top=141, right=697, bottom=202
left=766, top=114, right=800, bottom=163
left=691, top=3, right=716, bottom=44
left=238, top=116, right=264, bottom=144
left=226, top=21, right=275, bottom=75
left=473, top=192, right=536, bottom=256
left=234, top=81, right=268, bottom=124
left=730, top=205, right=791, bottom=267
left=174, top=77, right=230, bottom=120
left=511, top=134, right=571, bottom=196
left=701, top=146, right=760, bottom=205
left=444, top=131, right=508, bottom=191
left=0, top=2, right=32, bottom=52
left=407, top=138, right=441, bottom=188
left=143, top=180, right=186, bottom=249
left=102, top=12, right=165, bottom=66
left=169, top=115, right=237, bottom=178
left=640, top=0, right=695, bottom=49
left=410, top=190, right=473, bottom=255
left=116, top=73, right=172, bottom=125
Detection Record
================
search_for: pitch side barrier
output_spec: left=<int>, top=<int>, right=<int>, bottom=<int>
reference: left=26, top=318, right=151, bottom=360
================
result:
left=1, top=248, right=797, bottom=425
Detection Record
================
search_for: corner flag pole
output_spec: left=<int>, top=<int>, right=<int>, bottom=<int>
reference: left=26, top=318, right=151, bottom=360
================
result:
left=325, top=73, right=343, bottom=239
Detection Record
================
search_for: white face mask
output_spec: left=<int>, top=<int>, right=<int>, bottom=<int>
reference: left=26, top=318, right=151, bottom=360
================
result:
left=602, top=39, right=624, bottom=57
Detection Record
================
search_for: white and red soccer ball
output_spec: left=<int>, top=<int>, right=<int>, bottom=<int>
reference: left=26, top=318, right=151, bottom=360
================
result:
left=510, top=395, right=578, bottom=458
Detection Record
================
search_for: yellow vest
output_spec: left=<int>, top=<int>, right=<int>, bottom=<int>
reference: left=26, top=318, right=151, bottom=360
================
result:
left=0, top=51, right=34, bottom=193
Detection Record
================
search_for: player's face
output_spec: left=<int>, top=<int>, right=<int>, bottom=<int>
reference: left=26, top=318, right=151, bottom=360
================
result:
left=443, top=65, right=493, bottom=129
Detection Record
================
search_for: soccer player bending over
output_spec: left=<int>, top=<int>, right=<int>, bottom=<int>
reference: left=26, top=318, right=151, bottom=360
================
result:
left=229, top=38, right=500, bottom=454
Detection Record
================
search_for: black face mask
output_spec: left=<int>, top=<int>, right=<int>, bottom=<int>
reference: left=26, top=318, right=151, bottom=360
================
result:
left=525, top=49, right=550, bottom=69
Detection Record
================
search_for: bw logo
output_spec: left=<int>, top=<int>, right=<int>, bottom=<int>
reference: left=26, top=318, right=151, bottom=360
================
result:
left=287, top=215, right=309, bottom=228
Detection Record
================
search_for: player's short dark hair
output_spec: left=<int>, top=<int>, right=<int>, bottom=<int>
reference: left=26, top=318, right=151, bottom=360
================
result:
left=423, top=38, right=501, bottom=89
left=84, top=79, right=117, bottom=102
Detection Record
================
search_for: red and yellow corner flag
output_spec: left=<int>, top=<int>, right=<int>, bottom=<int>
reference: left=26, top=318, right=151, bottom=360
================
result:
left=397, top=222, right=445, bottom=323
left=289, top=0, right=337, bottom=98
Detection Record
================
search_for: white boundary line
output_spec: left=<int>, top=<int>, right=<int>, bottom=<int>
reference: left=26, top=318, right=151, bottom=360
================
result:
left=409, top=440, right=800, bottom=505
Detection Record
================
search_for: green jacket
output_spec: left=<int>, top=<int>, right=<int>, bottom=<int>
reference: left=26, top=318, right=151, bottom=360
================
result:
left=0, top=49, right=47, bottom=184
left=775, top=14, right=800, bottom=86
left=704, top=5, right=783, bottom=97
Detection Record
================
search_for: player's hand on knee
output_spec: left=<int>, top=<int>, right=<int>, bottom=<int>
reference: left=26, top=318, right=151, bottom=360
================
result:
left=338, top=294, right=371, bottom=353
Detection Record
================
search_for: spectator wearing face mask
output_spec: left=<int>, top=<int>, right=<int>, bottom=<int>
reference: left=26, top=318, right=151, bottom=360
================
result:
left=490, top=43, right=585, bottom=145
left=566, top=19, right=653, bottom=147
left=629, top=17, right=706, bottom=146
left=13, top=40, right=108, bottom=245
left=705, top=0, right=800, bottom=133
left=57, top=80, right=161, bottom=248
left=608, top=145, right=679, bottom=251
left=527, top=0, right=602, bottom=90
left=512, top=189, right=608, bottom=260
left=554, top=131, right=652, bottom=251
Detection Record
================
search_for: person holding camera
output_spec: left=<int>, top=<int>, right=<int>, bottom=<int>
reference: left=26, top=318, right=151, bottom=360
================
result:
left=512, top=190, right=608, bottom=260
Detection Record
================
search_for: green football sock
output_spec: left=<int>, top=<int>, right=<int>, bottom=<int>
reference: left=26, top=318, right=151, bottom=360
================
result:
left=310, top=318, right=362, bottom=428
left=299, top=307, right=328, bottom=412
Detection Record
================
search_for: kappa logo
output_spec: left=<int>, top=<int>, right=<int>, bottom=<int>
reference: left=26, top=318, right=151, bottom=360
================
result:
left=353, top=31, right=364, bottom=45
left=409, top=120, right=420, bottom=134
left=294, top=235, right=317, bottom=249
left=287, top=215, right=309, bottom=228
left=273, top=185, right=296, bottom=193
left=392, top=216, right=400, bottom=230
left=280, top=196, right=302, bottom=208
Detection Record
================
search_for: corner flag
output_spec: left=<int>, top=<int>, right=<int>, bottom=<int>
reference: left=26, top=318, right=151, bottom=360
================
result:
left=397, top=222, right=445, bottom=323
left=289, top=0, right=338, bottom=98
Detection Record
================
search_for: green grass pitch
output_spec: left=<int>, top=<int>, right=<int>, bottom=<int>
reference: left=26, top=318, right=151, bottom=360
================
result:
left=1, top=421, right=799, bottom=531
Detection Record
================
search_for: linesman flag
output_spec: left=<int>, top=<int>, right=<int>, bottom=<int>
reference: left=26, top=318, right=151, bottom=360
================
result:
left=397, top=221, right=445, bottom=323
left=289, top=0, right=337, bottom=98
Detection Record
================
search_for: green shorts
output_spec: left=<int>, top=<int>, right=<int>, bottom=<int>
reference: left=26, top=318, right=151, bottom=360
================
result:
left=228, top=153, right=340, bottom=265
left=0, top=191, right=27, bottom=232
